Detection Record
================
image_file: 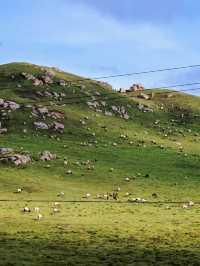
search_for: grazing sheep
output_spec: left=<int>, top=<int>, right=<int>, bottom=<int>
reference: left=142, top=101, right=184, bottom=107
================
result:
left=113, top=192, right=119, bottom=200
left=66, top=169, right=73, bottom=175
left=103, top=193, right=109, bottom=200
left=63, top=160, right=68, bottom=166
left=16, top=188, right=22, bottom=193
left=85, top=193, right=91, bottom=198
left=182, top=204, right=188, bottom=209
left=58, top=192, right=65, bottom=197
left=52, top=207, right=60, bottom=214
left=54, top=202, right=60, bottom=206
left=23, top=206, right=31, bottom=212
left=37, top=213, right=43, bottom=220
left=125, top=177, right=130, bottom=182
left=188, top=201, right=194, bottom=207
left=34, top=207, right=40, bottom=213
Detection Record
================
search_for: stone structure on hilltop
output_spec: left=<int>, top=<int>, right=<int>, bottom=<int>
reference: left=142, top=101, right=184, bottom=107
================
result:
left=126, top=84, right=145, bottom=93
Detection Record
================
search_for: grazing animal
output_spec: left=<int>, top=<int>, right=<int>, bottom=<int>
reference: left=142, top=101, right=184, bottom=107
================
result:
left=34, top=207, right=40, bottom=213
left=37, top=213, right=43, bottom=220
left=113, top=192, right=119, bottom=200
left=188, top=201, right=194, bottom=207
left=23, top=206, right=31, bottom=212
left=16, top=188, right=22, bottom=193
left=58, top=192, right=65, bottom=197
left=85, top=193, right=91, bottom=198
left=53, top=207, right=60, bottom=214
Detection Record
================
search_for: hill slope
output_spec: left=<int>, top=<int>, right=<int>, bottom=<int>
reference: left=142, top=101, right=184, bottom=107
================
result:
left=0, top=62, right=200, bottom=200
left=0, top=62, right=200, bottom=266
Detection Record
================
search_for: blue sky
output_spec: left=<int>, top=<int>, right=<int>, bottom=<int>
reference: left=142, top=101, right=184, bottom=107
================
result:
left=1, top=0, right=200, bottom=94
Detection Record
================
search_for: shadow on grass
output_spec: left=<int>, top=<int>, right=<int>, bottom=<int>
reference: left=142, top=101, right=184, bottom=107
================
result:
left=0, top=234, right=199, bottom=266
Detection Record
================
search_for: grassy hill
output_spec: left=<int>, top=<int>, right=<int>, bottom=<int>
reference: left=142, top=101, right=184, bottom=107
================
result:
left=0, top=62, right=200, bottom=266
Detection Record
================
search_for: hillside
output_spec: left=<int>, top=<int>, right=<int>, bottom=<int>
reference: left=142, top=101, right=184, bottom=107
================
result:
left=0, top=62, right=200, bottom=265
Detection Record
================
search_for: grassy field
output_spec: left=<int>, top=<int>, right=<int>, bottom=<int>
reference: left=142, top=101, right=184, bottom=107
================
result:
left=0, top=62, right=199, bottom=265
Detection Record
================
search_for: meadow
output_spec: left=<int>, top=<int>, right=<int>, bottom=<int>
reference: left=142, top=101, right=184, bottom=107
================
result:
left=0, top=63, right=199, bottom=265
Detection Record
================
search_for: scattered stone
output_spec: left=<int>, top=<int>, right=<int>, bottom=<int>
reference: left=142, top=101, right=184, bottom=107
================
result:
left=34, top=122, right=49, bottom=130
left=40, top=151, right=56, bottom=161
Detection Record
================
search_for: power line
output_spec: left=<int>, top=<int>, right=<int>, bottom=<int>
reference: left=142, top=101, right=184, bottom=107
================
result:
left=38, top=64, right=200, bottom=82
left=91, top=64, right=200, bottom=80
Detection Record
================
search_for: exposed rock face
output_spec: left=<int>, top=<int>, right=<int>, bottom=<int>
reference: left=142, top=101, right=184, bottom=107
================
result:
left=137, top=103, right=153, bottom=113
left=20, top=70, right=67, bottom=87
left=0, top=148, right=31, bottom=166
left=34, top=122, right=49, bottom=130
left=58, top=79, right=66, bottom=86
left=0, top=148, right=14, bottom=154
left=33, top=79, right=43, bottom=86
left=12, top=154, right=31, bottom=166
left=138, top=93, right=150, bottom=100
left=0, top=122, right=7, bottom=134
left=51, top=122, right=65, bottom=133
left=40, top=150, right=56, bottom=161
left=0, top=99, right=20, bottom=110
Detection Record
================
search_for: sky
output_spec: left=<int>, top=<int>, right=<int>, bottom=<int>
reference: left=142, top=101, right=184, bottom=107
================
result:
left=1, top=0, right=200, bottom=95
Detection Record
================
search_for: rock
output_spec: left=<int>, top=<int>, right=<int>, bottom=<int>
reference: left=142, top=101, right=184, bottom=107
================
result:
left=105, top=111, right=113, bottom=116
left=41, top=75, right=53, bottom=84
left=14, top=154, right=31, bottom=166
left=0, top=99, right=20, bottom=110
left=58, top=79, right=66, bottom=86
left=0, top=148, right=14, bottom=154
left=33, top=79, right=43, bottom=86
left=40, top=151, right=56, bottom=161
left=37, top=106, right=49, bottom=115
left=137, top=104, right=153, bottom=113
left=0, top=154, right=31, bottom=166
left=48, top=111, right=64, bottom=120
left=111, top=106, right=118, bottom=112
left=0, top=127, right=7, bottom=134
left=138, top=92, right=150, bottom=100
left=51, top=122, right=64, bottom=133
left=123, top=113, right=130, bottom=120
left=34, top=122, right=49, bottom=130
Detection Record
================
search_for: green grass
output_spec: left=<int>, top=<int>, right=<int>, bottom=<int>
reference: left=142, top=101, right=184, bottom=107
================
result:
left=0, top=62, right=199, bottom=265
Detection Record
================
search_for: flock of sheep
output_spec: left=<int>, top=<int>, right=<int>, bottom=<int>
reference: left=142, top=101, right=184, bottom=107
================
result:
left=17, top=187, right=195, bottom=221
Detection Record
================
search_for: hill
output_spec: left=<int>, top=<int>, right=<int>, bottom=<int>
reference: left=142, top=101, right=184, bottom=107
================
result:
left=0, top=62, right=199, bottom=265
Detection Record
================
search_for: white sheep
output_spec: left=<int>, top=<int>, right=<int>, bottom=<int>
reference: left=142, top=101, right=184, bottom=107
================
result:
left=23, top=206, right=31, bottom=212
left=182, top=204, right=188, bottom=209
left=17, top=188, right=22, bottom=193
left=86, top=193, right=91, bottom=198
left=125, top=177, right=130, bottom=182
left=188, top=201, right=194, bottom=207
left=34, top=207, right=40, bottom=213
left=53, top=207, right=60, bottom=213
left=58, top=192, right=65, bottom=197
left=63, top=160, right=68, bottom=166
left=54, top=202, right=60, bottom=206
left=37, top=213, right=43, bottom=220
